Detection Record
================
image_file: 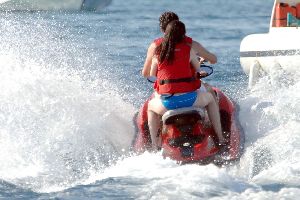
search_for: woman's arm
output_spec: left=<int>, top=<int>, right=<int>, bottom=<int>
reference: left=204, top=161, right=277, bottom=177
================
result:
left=192, top=40, right=217, bottom=64
left=190, top=49, right=201, bottom=71
left=142, top=42, right=157, bottom=77
left=150, top=57, right=158, bottom=77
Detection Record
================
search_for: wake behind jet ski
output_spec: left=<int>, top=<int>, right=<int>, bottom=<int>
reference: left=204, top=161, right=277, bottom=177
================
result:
left=132, top=65, right=244, bottom=165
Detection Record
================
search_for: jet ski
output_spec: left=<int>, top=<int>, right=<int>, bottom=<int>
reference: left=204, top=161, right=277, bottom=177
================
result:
left=132, top=65, right=244, bottom=165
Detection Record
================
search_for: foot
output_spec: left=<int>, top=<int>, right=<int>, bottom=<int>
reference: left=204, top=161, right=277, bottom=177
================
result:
left=218, top=135, right=229, bottom=146
left=149, top=145, right=161, bottom=153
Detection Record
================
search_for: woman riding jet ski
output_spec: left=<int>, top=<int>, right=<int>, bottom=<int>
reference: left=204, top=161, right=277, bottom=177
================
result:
left=133, top=20, right=243, bottom=164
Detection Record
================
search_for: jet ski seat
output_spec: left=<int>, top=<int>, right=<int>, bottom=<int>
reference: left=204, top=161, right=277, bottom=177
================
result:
left=162, top=107, right=205, bottom=125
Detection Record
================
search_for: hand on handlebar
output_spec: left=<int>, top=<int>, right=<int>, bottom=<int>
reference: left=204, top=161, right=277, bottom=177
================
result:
left=197, top=56, right=207, bottom=64
left=196, top=71, right=208, bottom=79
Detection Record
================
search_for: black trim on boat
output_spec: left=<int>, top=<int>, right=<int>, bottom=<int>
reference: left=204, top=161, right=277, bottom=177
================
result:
left=240, top=49, right=300, bottom=57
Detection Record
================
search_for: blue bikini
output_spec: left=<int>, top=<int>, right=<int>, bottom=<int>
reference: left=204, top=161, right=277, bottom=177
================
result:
left=161, top=91, right=197, bottom=110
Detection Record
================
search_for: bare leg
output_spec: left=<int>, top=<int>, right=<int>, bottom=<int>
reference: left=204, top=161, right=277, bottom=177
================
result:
left=147, top=110, right=160, bottom=149
left=147, top=97, right=167, bottom=150
left=206, top=100, right=225, bottom=144
left=203, top=82, right=218, bottom=105
left=194, top=90, right=226, bottom=145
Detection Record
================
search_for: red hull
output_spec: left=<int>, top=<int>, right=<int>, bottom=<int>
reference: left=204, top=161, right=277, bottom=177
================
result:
left=132, top=88, right=244, bottom=164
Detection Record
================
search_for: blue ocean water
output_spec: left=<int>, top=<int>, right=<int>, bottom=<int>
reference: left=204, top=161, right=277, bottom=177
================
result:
left=0, top=0, right=300, bottom=199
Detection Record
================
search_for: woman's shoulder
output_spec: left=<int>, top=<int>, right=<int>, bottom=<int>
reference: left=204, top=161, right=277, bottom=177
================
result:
left=153, top=37, right=163, bottom=45
left=184, top=36, right=193, bottom=44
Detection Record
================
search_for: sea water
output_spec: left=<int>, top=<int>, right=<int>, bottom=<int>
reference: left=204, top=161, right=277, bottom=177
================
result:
left=0, top=0, right=299, bottom=199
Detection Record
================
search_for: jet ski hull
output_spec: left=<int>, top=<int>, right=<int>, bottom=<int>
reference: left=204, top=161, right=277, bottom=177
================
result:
left=132, top=88, right=244, bottom=165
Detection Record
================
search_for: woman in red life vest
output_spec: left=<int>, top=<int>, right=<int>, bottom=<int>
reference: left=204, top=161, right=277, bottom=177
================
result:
left=147, top=20, right=226, bottom=150
left=142, top=11, right=217, bottom=77
left=142, top=11, right=218, bottom=104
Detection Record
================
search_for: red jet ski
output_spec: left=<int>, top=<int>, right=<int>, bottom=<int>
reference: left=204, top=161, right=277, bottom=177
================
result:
left=132, top=66, right=244, bottom=165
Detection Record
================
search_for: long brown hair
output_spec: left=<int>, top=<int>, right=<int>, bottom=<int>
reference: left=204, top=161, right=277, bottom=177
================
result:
left=155, top=20, right=186, bottom=64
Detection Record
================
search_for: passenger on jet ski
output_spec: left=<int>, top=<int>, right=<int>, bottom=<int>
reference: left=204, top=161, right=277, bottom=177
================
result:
left=142, top=11, right=217, bottom=76
left=146, top=20, right=227, bottom=151
left=142, top=11, right=219, bottom=106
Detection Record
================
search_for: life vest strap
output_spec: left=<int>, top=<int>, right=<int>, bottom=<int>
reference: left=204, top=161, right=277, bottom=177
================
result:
left=159, top=77, right=196, bottom=85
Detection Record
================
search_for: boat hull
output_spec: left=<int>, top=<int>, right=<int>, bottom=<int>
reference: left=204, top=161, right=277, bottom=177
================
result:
left=240, top=0, right=300, bottom=86
left=240, top=30, right=300, bottom=75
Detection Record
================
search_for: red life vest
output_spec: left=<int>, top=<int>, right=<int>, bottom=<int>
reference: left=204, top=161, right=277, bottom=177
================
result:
left=153, top=36, right=201, bottom=94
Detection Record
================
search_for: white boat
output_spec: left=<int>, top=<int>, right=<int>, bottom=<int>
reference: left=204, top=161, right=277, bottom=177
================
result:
left=240, top=0, right=300, bottom=87
left=0, top=0, right=112, bottom=11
